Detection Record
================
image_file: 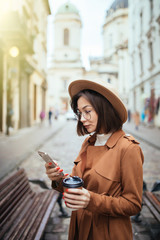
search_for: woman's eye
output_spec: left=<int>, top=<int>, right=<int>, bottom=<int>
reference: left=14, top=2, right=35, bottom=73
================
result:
left=85, top=110, right=91, bottom=114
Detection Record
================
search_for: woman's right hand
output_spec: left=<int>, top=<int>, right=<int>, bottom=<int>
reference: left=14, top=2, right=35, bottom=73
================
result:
left=45, top=162, right=63, bottom=182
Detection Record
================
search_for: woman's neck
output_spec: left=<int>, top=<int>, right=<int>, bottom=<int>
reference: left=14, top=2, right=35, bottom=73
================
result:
left=95, top=133, right=112, bottom=146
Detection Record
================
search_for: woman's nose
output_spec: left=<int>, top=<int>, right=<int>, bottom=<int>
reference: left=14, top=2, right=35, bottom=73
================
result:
left=80, top=114, right=86, bottom=122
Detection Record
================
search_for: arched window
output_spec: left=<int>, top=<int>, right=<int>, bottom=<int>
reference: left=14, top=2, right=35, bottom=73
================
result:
left=64, top=28, right=69, bottom=45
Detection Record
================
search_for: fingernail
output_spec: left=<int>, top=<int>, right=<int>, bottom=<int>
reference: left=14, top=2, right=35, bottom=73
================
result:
left=66, top=189, right=68, bottom=192
left=62, top=196, right=64, bottom=199
left=64, top=173, right=69, bottom=176
left=56, top=167, right=60, bottom=170
left=59, top=169, right=63, bottom=172
left=49, top=162, right=52, bottom=165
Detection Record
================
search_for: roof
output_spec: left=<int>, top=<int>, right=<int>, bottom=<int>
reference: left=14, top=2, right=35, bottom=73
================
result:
left=56, top=2, right=79, bottom=15
left=106, top=0, right=128, bottom=16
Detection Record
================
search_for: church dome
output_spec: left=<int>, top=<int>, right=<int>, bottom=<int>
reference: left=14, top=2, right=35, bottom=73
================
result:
left=106, top=0, right=128, bottom=16
left=56, top=2, right=79, bottom=15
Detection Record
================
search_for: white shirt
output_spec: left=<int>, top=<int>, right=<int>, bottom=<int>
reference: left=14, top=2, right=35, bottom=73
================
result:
left=94, top=133, right=112, bottom=146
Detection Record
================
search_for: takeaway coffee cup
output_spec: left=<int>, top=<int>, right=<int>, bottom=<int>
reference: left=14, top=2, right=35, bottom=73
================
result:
left=63, top=176, right=84, bottom=210
left=63, top=176, right=84, bottom=192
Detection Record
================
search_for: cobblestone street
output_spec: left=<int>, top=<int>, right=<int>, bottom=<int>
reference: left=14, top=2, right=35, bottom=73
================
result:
left=18, top=120, right=160, bottom=240
left=19, top=120, right=84, bottom=240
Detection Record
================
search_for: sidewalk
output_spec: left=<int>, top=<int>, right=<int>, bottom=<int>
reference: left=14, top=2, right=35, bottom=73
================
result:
left=0, top=118, right=66, bottom=180
left=123, top=121, right=160, bottom=150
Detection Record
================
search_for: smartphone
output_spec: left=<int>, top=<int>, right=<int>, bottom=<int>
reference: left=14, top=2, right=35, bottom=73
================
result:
left=38, top=151, right=64, bottom=176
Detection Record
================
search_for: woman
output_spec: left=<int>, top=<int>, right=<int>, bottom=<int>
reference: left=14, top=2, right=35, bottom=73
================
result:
left=45, top=79, right=144, bottom=240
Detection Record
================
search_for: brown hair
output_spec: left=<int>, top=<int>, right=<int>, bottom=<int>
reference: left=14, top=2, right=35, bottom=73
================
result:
left=70, top=89, right=123, bottom=136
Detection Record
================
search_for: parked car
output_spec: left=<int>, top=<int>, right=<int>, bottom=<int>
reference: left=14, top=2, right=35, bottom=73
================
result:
left=65, top=110, right=77, bottom=121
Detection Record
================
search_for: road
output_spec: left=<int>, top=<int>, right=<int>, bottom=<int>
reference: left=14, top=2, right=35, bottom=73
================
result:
left=19, top=120, right=160, bottom=240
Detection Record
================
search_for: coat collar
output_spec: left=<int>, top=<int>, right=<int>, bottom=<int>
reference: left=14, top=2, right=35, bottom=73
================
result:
left=74, top=130, right=125, bottom=164
left=88, top=129, right=125, bottom=149
left=106, top=129, right=125, bottom=148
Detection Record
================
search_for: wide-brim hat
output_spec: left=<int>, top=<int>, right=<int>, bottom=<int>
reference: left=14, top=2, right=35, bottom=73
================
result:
left=68, top=79, right=128, bottom=123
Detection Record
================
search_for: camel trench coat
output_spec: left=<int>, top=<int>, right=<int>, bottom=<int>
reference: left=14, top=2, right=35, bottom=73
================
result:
left=52, top=130, right=144, bottom=240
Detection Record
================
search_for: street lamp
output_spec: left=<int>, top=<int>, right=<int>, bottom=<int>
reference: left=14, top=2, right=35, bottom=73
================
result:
left=9, top=46, right=19, bottom=58
left=6, top=46, right=19, bottom=135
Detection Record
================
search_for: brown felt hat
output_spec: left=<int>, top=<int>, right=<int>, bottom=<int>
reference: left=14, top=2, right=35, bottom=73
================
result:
left=68, top=79, right=128, bottom=123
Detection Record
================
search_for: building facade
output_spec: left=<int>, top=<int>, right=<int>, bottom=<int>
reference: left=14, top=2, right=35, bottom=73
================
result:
left=0, top=0, right=50, bottom=134
left=48, top=0, right=160, bottom=127
left=90, top=0, right=129, bottom=105
left=48, top=0, right=129, bottom=112
left=128, top=0, right=160, bottom=127
left=47, top=2, right=84, bottom=113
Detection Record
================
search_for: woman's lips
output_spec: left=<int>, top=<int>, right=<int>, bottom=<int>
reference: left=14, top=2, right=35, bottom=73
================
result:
left=84, top=125, right=90, bottom=129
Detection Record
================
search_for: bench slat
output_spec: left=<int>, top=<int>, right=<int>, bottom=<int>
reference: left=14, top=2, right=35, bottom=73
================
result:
left=0, top=188, right=32, bottom=228
left=143, top=193, right=160, bottom=222
left=26, top=191, right=57, bottom=240
left=0, top=171, right=27, bottom=200
left=34, top=191, right=58, bottom=240
left=146, top=192, right=160, bottom=211
left=0, top=192, right=35, bottom=239
left=0, top=180, right=30, bottom=215
left=22, top=191, right=53, bottom=240
left=0, top=169, right=25, bottom=190
left=0, top=168, right=58, bottom=240
left=6, top=194, right=42, bottom=240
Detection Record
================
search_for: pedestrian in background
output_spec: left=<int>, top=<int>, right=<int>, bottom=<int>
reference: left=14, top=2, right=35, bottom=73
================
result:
left=134, top=111, right=140, bottom=130
left=40, top=110, right=45, bottom=124
left=54, top=109, right=59, bottom=120
left=48, top=108, right=53, bottom=125
left=141, top=109, right=145, bottom=123
left=45, top=79, right=144, bottom=240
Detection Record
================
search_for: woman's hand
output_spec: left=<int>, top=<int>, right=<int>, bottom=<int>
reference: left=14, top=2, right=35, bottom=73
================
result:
left=45, top=162, right=63, bottom=182
left=63, top=188, right=90, bottom=210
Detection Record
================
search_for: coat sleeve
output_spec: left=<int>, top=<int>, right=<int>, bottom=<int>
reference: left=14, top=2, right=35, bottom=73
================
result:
left=51, top=137, right=90, bottom=192
left=51, top=179, right=63, bottom=192
left=86, top=144, right=144, bottom=217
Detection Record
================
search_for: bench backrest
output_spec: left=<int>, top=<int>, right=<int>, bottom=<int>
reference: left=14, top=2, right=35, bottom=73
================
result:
left=0, top=169, right=34, bottom=233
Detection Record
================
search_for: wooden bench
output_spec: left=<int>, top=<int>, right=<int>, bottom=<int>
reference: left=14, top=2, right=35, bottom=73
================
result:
left=0, top=168, right=58, bottom=240
left=142, top=190, right=160, bottom=222
left=131, top=181, right=160, bottom=224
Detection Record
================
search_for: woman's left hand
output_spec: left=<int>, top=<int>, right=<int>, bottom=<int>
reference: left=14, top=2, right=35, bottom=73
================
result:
left=63, top=188, right=90, bottom=210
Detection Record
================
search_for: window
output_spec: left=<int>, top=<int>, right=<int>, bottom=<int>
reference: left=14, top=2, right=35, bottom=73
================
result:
left=150, top=0, right=153, bottom=21
left=140, top=11, right=143, bottom=36
left=64, top=28, right=69, bottom=46
left=139, top=51, right=143, bottom=74
left=141, top=86, right=144, bottom=94
left=149, top=41, right=154, bottom=66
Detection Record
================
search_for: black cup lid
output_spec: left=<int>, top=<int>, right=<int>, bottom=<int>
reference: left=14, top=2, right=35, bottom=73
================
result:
left=63, top=176, right=84, bottom=188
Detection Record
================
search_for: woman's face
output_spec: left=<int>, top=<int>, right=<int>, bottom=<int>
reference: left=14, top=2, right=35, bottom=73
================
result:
left=77, top=96, right=98, bottom=133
